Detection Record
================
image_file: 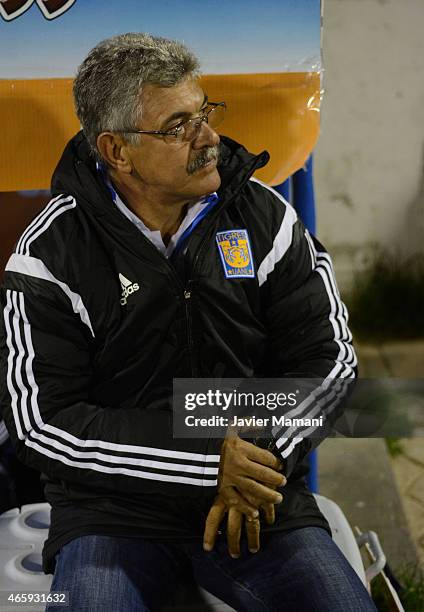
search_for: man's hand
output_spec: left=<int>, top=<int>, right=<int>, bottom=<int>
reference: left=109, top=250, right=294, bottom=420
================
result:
left=203, top=491, right=280, bottom=556
left=218, top=436, right=286, bottom=515
left=202, top=436, right=286, bottom=556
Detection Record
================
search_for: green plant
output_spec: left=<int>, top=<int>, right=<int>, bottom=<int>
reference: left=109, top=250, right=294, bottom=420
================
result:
left=385, top=437, right=404, bottom=457
left=346, top=252, right=424, bottom=341
left=371, top=562, right=424, bottom=611
left=397, top=562, right=424, bottom=611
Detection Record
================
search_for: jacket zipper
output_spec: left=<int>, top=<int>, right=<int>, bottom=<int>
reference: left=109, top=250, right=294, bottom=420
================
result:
left=157, top=256, right=196, bottom=377
left=179, top=198, right=240, bottom=378
left=125, top=232, right=199, bottom=377
left=115, top=227, right=196, bottom=375
left=178, top=183, right=261, bottom=376
left=116, top=157, right=266, bottom=379
left=184, top=288, right=196, bottom=376
left=133, top=204, right=231, bottom=378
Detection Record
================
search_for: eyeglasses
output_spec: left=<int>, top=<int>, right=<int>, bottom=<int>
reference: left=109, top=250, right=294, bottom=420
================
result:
left=120, top=101, right=226, bottom=144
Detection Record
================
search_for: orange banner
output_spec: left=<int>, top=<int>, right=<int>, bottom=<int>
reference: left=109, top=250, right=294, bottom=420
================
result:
left=1, top=72, right=320, bottom=191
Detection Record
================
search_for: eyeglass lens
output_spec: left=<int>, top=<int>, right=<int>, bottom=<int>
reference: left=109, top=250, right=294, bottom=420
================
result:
left=175, top=105, right=226, bottom=143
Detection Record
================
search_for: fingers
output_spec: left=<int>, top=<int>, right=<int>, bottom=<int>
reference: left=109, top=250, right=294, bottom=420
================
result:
left=221, top=436, right=283, bottom=475
left=220, top=486, right=259, bottom=519
left=244, top=462, right=287, bottom=488
left=227, top=507, right=243, bottom=558
left=228, top=510, right=261, bottom=558
left=239, top=478, right=284, bottom=505
left=240, top=491, right=262, bottom=508
left=262, top=503, right=275, bottom=525
left=219, top=437, right=287, bottom=498
left=242, top=490, right=277, bottom=526
left=245, top=516, right=261, bottom=553
left=243, top=439, right=283, bottom=471
left=204, top=499, right=270, bottom=559
left=203, top=498, right=226, bottom=552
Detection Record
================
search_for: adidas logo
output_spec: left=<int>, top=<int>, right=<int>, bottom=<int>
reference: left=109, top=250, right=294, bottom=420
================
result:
left=119, top=273, right=140, bottom=306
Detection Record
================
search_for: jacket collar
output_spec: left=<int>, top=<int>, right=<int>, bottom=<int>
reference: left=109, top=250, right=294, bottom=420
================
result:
left=50, top=131, right=270, bottom=216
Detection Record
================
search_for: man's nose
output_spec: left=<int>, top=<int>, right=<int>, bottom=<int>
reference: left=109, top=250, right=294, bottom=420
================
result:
left=192, top=120, right=220, bottom=149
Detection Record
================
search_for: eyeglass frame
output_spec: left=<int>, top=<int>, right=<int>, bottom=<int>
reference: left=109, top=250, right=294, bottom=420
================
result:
left=117, top=101, right=226, bottom=142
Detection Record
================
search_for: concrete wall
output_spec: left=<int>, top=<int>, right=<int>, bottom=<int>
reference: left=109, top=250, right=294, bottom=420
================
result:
left=314, top=0, right=424, bottom=290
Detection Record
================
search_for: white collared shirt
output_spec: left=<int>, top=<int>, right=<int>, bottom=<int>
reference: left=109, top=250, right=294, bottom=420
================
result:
left=96, top=162, right=218, bottom=258
left=114, top=192, right=216, bottom=258
left=96, top=161, right=218, bottom=258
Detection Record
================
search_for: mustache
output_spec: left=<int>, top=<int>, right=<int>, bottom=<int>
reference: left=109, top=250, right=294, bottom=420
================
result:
left=187, top=144, right=220, bottom=175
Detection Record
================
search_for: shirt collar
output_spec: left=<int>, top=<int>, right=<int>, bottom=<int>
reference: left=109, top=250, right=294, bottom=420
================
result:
left=96, top=161, right=218, bottom=258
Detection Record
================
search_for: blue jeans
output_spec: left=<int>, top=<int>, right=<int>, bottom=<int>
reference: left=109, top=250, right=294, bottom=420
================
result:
left=47, top=528, right=377, bottom=611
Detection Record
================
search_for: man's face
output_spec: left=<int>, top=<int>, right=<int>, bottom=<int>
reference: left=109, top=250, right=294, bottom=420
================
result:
left=124, top=78, right=221, bottom=204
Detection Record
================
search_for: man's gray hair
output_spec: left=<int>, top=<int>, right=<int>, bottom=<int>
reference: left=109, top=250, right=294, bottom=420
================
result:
left=73, top=32, right=200, bottom=157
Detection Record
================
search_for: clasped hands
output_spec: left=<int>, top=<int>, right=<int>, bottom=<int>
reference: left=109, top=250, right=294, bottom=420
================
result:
left=203, top=435, right=286, bottom=558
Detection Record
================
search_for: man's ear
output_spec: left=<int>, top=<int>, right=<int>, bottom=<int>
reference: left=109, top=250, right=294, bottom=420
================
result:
left=97, top=132, right=133, bottom=174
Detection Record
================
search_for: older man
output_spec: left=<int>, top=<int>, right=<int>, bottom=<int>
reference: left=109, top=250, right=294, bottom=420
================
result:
left=0, top=33, right=376, bottom=611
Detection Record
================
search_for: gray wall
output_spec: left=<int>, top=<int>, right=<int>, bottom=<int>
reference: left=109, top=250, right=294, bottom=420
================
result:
left=314, top=0, right=424, bottom=290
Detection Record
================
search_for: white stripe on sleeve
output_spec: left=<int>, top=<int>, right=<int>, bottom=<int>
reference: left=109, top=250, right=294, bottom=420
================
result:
left=267, top=227, right=357, bottom=459
left=0, top=420, right=9, bottom=445
left=3, top=291, right=24, bottom=440
left=16, top=194, right=67, bottom=255
left=250, top=179, right=298, bottom=287
left=3, top=290, right=219, bottom=486
left=17, top=196, right=76, bottom=256
left=5, top=254, right=94, bottom=337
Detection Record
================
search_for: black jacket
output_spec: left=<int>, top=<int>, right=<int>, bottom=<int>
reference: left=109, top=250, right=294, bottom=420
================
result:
left=0, top=132, right=356, bottom=573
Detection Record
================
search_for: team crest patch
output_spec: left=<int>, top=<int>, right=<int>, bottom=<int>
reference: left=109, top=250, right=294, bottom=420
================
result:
left=215, top=229, right=255, bottom=279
